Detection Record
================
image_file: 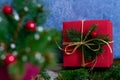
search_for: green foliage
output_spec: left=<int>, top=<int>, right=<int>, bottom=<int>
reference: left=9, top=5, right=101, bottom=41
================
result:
left=89, top=64, right=120, bottom=80
left=84, top=24, right=97, bottom=41
left=66, top=24, right=110, bottom=61
left=104, top=64, right=120, bottom=80
left=57, top=69, right=89, bottom=80
left=0, top=13, right=8, bottom=41
left=54, top=63, right=120, bottom=80
left=12, top=0, right=49, bottom=26
left=40, top=70, right=51, bottom=80
left=66, top=28, right=82, bottom=42
left=12, top=0, right=25, bottom=15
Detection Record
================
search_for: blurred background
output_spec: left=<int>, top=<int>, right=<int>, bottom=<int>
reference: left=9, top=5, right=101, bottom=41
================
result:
left=0, top=0, right=119, bottom=58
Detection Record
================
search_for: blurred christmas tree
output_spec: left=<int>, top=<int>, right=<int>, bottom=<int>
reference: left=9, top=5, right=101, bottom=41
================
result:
left=0, top=0, right=61, bottom=79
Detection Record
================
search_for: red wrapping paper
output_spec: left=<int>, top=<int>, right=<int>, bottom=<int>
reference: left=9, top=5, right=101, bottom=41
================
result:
left=63, top=20, right=113, bottom=68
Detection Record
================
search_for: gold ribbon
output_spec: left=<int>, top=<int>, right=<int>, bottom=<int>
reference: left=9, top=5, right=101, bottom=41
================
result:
left=63, top=20, right=113, bottom=67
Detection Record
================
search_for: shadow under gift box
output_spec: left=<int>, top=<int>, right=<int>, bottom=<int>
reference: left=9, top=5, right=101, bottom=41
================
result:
left=63, top=20, right=113, bottom=68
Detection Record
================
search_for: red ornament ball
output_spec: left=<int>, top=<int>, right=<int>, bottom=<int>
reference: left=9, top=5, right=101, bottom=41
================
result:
left=25, top=21, right=36, bottom=32
left=91, top=32, right=97, bottom=38
left=2, top=5, right=13, bottom=15
left=4, top=54, right=16, bottom=65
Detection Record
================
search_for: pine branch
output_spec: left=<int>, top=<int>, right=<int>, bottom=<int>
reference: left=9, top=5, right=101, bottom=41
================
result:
left=33, top=5, right=43, bottom=22
left=66, top=28, right=82, bottom=42
left=13, top=15, right=24, bottom=43
left=56, top=69, right=89, bottom=80
left=83, top=24, right=97, bottom=41
left=13, top=0, right=29, bottom=42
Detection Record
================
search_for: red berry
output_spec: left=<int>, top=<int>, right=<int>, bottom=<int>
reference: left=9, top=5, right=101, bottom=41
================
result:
left=2, top=5, right=13, bottom=15
left=4, top=54, right=16, bottom=65
left=25, top=21, right=36, bottom=32
left=91, top=32, right=97, bottom=38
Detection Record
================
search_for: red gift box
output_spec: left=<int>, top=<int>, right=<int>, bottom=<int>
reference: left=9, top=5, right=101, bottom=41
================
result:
left=63, top=20, right=113, bottom=68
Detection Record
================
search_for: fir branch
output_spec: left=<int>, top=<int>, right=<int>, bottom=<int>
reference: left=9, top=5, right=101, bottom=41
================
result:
left=56, top=69, right=89, bottom=80
left=13, top=0, right=29, bottom=42
left=55, top=61, right=120, bottom=80
left=83, top=24, right=97, bottom=41
left=13, top=15, right=24, bottom=42
left=33, top=5, right=43, bottom=22
left=35, top=60, right=120, bottom=80
left=66, top=28, right=82, bottom=42
left=5, top=15, right=18, bottom=28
